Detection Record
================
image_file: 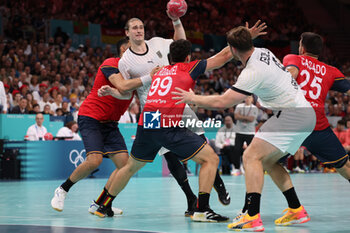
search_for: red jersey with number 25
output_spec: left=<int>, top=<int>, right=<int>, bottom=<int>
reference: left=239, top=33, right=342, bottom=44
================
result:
left=283, top=54, right=346, bottom=131
left=139, top=60, right=207, bottom=127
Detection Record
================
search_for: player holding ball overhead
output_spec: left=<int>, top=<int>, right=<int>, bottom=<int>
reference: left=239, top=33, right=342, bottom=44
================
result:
left=167, top=0, right=187, bottom=18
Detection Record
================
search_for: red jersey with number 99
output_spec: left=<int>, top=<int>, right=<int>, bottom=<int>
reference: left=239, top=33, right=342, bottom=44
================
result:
left=283, top=54, right=346, bottom=130
left=139, top=60, right=207, bottom=127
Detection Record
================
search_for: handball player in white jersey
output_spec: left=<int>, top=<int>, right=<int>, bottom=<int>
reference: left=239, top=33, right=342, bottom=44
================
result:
left=173, top=26, right=316, bottom=231
left=100, top=16, right=267, bottom=216
left=98, top=14, right=231, bottom=216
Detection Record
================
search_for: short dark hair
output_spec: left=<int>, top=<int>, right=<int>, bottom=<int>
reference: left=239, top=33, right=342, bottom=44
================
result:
left=226, top=26, right=253, bottom=53
left=300, top=32, right=323, bottom=56
left=116, top=37, right=129, bottom=57
left=169, top=39, right=192, bottom=63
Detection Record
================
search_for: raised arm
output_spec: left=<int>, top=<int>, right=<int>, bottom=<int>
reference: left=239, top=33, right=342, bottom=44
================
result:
left=246, top=20, right=267, bottom=39
left=206, top=46, right=233, bottom=71
left=167, top=10, right=186, bottom=40
left=172, top=87, right=247, bottom=110
left=205, top=20, right=267, bottom=72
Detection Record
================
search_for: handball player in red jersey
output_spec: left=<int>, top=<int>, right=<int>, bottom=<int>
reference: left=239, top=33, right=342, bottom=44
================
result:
left=283, top=32, right=350, bottom=182
left=51, top=38, right=147, bottom=216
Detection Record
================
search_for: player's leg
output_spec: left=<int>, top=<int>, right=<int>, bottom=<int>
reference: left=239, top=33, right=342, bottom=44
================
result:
left=51, top=116, right=105, bottom=212
left=163, top=128, right=228, bottom=222
left=228, top=137, right=280, bottom=231
left=293, top=147, right=305, bottom=173
left=336, top=159, right=350, bottom=181
left=305, top=127, right=350, bottom=180
left=190, top=144, right=229, bottom=222
left=94, top=125, right=158, bottom=218
left=233, top=133, right=244, bottom=175
left=90, top=121, right=130, bottom=216
left=163, top=151, right=197, bottom=216
left=89, top=152, right=128, bottom=216
left=262, top=153, right=310, bottom=226
left=198, top=134, right=230, bottom=206
left=94, top=156, right=146, bottom=217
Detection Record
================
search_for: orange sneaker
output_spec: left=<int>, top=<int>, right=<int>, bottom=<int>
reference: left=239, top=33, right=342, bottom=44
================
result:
left=227, top=213, right=264, bottom=232
left=275, top=205, right=310, bottom=226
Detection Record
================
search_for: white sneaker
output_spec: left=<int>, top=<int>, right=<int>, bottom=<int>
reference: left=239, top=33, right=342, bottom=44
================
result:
left=231, top=169, right=241, bottom=176
left=88, top=200, right=123, bottom=216
left=293, top=166, right=305, bottom=173
left=51, top=187, right=67, bottom=212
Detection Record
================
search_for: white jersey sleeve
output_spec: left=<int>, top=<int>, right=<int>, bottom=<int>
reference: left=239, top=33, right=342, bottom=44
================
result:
left=232, top=69, right=260, bottom=95
left=118, top=59, right=131, bottom=80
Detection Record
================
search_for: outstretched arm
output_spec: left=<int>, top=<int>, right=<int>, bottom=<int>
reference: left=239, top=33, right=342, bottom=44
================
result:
left=167, top=10, right=186, bottom=40
left=172, top=87, right=247, bottom=110
left=98, top=85, right=132, bottom=100
left=205, top=20, right=267, bottom=71
left=206, top=46, right=233, bottom=71
left=109, top=66, right=162, bottom=94
left=246, top=20, right=267, bottom=39
left=108, top=73, right=143, bottom=94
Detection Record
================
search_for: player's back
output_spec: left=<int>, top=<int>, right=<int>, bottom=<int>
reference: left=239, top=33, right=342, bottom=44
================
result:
left=141, top=60, right=204, bottom=127
left=79, top=57, right=132, bottom=121
left=283, top=54, right=344, bottom=130
left=236, top=48, right=308, bottom=110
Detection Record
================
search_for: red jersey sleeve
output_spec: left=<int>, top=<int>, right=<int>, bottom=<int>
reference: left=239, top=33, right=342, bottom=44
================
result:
left=330, top=67, right=350, bottom=93
left=283, top=54, right=301, bottom=72
left=100, top=58, right=120, bottom=80
left=186, top=60, right=207, bottom=80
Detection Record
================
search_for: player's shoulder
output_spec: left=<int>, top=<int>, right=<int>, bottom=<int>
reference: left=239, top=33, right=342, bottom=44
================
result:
left=236, top=103, right=245, bottom=108
left=147, top=37, right=173, bottom=51
left=283, top=54, right=300, bottom=62
left=147, top=37, right=172, bottom=44
left=327, top=64, right=344, bottom=78
left=179, top=60, right=199, bottom=69
left=101, top=57, right=119, bottom=67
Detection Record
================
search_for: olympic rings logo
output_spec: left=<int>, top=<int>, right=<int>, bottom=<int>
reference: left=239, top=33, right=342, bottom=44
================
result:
left=69, top=149, right=86, bottom=167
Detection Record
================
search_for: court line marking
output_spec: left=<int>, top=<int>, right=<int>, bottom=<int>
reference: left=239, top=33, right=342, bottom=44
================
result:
left=0, top=223, right=166, bottom=233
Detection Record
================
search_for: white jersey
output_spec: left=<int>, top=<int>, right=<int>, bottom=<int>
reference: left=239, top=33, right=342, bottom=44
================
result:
left=119, top=37, right=173, bottom=108
left=233, top=48, right=309, bottom=110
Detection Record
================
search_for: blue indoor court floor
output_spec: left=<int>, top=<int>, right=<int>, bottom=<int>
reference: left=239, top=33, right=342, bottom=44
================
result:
left=0, top=174, right=349, bottom=233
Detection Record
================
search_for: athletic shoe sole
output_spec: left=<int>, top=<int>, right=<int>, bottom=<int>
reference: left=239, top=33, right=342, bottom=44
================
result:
left=275, top=216, right=310, bottom=226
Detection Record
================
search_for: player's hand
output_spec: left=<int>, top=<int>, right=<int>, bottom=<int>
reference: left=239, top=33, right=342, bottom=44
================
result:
left=150, top=66, right=162, bottom=78
left=166, top=9, right=179, bottom=21
left=246, top=20, right=267, bottom=39
left=98, top=85, right=114, bottom=97
left=98, top=85, right=132, bottom=100
left=172, top=87, right=195, bottom=105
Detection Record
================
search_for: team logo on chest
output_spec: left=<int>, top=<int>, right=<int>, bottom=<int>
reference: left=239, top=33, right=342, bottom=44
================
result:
left=156, top=51, right=162, bottom=58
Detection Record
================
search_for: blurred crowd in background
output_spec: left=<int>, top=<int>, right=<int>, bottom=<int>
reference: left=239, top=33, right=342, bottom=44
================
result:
left=0, top=0, right=349, bottom=174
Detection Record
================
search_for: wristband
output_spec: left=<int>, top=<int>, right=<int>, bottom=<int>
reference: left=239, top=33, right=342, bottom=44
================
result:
left=140, top=75, right=152, bottom=86
left=172, top=19, right=181, bottom=26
